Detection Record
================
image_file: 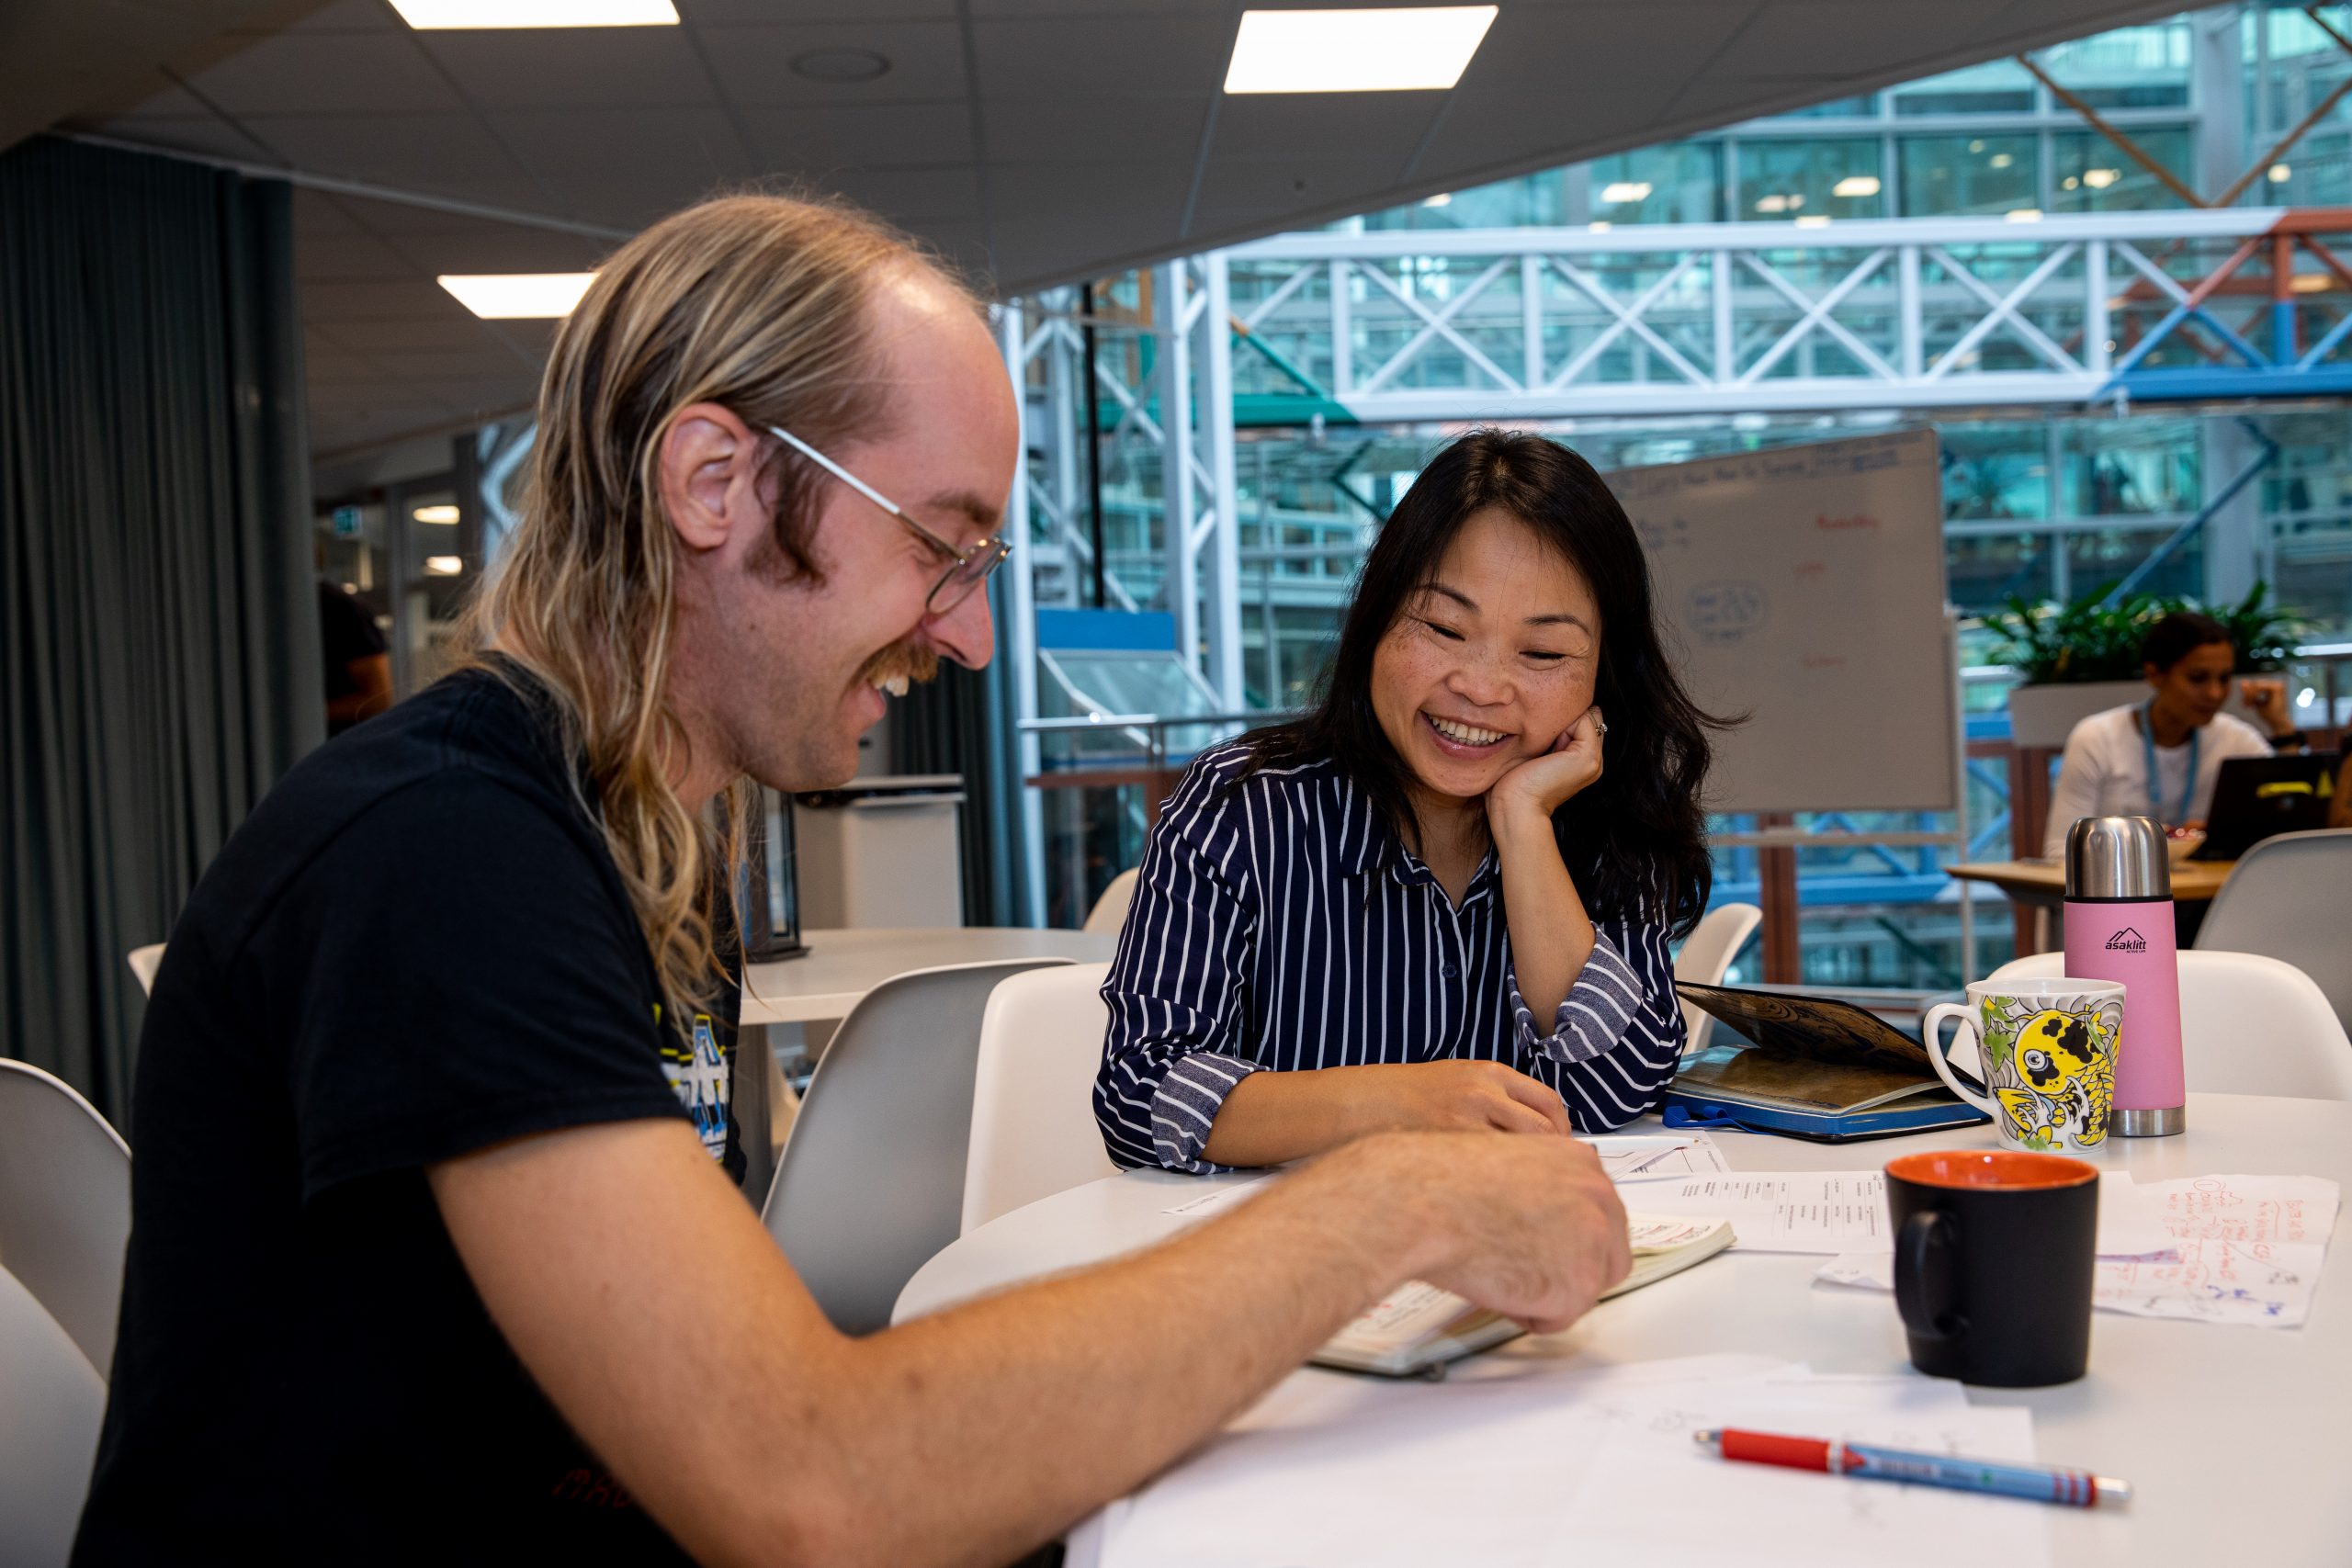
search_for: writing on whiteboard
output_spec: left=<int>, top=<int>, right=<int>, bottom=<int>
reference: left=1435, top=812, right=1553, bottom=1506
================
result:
left=1686, top=580, right=1769, bottom=645
left=1815, top=513, right=1882, bottom=531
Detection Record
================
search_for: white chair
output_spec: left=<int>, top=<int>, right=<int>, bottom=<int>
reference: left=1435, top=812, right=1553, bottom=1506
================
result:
left=1987, top=950, right=2352, bottom=1100
left=126, top=944, right=165, bottom=997
left=962, top=963, right=1119, bottom=1235
left=1082, top=868, right=1140, bottom=936
left=0, top=1266, right=107, bottom=1568
left=1672, top=902, right=1762, bottom=1055
left=2196, top=828, right=2352, bottom=1029
left=761, top=958, right=1069, bottom=1334
left=0, top=1059, right=132, bottom=1372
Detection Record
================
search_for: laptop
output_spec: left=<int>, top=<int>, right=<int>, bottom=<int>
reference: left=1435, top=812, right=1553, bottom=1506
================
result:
left=2189, top=753, right=2335, bottom=861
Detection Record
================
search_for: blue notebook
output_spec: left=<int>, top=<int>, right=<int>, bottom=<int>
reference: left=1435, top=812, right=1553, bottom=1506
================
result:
left=1666, top=983, right=1991, bottom=1145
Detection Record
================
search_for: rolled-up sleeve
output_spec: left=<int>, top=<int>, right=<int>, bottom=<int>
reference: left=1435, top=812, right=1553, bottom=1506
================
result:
left=1094, top=763, right=1262, bottom=1172
left=1503, top=919, right=1685, bottom=1132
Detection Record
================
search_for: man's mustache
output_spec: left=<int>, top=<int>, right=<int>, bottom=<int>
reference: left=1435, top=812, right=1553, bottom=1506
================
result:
left=856, top=639, right=940, bottom=694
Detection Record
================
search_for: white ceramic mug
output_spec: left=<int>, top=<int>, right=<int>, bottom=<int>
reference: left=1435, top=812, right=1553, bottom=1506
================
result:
left=1921, top=978, right=2124, bottom=1156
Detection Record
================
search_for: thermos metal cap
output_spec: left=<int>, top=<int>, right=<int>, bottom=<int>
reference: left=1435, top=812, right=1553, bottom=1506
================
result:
left=2064, top=815, right=2171, bottom=899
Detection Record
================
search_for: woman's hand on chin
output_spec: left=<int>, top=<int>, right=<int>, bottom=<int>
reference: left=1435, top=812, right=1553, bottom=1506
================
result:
left=1487, top=704, right=1604, bottom=833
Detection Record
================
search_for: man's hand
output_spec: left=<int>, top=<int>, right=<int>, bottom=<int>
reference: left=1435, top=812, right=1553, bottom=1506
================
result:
left=1487, top=704, right=1604, bottom=833
left=1351, top=1131, right=1632, bottom=1333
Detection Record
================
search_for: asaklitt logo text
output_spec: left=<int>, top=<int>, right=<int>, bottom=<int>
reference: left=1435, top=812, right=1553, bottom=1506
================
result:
left=2105, top=927, right=2148, bottom=953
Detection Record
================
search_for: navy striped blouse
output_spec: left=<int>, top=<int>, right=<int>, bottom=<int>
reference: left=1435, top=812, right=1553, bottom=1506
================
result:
left=1094, top=740, right=1687, bottom=1172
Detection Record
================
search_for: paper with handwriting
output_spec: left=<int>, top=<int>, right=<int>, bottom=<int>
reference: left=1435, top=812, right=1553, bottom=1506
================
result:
left=1818, top=1174, right=2339, bottom=1328
left=1621, top=1172, right=1891, bottom=1252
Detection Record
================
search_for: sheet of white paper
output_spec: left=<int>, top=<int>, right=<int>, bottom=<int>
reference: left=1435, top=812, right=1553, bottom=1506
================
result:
left=1544, top=1398, right=2048, bottom=1568
left=1818, top=1173, right=2338, bottom=1328
left=2135, top=1174, right=2338, bottom=1247
left=1159, top=1178, right=1271, bottom=1218
left=1586, top=1131, right=1732, bottom=1181
left=1093, top=1357, right=1805, bottom=1568
left=1623, top=1172, right=1890, bottom=1252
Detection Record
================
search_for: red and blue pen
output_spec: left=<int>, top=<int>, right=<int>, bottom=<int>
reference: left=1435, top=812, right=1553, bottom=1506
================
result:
left=1696, top=1427, right=2132, bottom=1508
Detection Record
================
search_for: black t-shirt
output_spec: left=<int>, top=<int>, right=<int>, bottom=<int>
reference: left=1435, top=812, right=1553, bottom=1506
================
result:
left=73, top=664, right=741, bottom=1566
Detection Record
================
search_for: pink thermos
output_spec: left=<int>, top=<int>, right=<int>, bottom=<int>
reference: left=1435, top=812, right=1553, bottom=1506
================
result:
left=2062, top=816, right=2186, bottom=1136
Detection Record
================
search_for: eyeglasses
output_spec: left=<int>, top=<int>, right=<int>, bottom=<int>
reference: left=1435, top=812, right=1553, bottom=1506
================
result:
left=766, top=423, right=1010, bottom=615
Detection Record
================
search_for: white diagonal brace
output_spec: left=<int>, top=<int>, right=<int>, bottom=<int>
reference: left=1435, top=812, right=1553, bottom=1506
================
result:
left=1238, top=261, right=1319, bottom=331
left=1354, top=256, right=1521, bottom=393
left=1544, top=253, right=1709, bottom=389
left=1736, top=249, right=1899, bottom=383
left=1922, top=242, right=2083, bottom=378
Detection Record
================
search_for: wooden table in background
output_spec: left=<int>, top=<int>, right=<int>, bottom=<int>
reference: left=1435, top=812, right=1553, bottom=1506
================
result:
left=1946, top=857, right=2235, bottom=953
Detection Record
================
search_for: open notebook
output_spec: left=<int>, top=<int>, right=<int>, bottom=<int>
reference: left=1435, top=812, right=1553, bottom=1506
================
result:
left=1313, top=1215, right=1736, bottom=1378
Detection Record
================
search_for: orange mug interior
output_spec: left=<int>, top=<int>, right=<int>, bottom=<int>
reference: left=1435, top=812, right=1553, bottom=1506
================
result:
left=1886, top=1149, right=2098, bottom=1190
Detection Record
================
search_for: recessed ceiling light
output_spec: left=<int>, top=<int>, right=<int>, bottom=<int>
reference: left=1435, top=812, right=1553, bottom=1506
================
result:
left=791, top=48, right=892, bottom=83
left=390, top=0, right=677, bottom=27
left=1832, top=175, right=1880, bottom=198
left=1224, top=6, right=1498, bottom=94
left=2271, top=163, right=2293, bottom=183
left=413, top=504, right=461, bottom=525
left=2082, top=168, right=2120, bottom=188
left=1794, top=215, right=1832, bottom=228
left=2005, top=209, right=2043, bottom=222
left=438, top=273, right=596, bottom=319
left=425, top=556, right=465, bottom=575
left=1421, top=192, right=1453, bottom=208
left=1599, top=182, right=1652, bottom=204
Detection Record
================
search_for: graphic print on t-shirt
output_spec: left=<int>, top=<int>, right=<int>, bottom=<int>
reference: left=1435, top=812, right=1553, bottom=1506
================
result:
left=659, top=1010, right=731, bottom=1161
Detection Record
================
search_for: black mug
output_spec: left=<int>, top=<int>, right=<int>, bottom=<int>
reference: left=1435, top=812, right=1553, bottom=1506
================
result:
left=1885, top=1149, right=2098, bottom=1388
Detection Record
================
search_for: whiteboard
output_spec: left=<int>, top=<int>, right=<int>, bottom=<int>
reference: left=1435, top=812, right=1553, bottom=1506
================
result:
left=1608, top=429, right=1955, bottom=814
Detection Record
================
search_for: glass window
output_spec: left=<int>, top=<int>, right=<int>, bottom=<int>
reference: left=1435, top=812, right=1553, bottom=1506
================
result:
left=2051, top=129, right=2195, bottom=211
left=1585, top=141, right=1721, bottom=225
left=2039, top=22, right=2190, bottom=109
left=1735, top=139, right=1885, bottom=220
left=1899, top=134, right=2039, bottom=218
left=2064, top=525, right=2203, bottom=603
left=1356, top=171, right=1567, bottom=231
left=1942, top=424, right=2049, bottom=520
left=1945, top=534, right=2054, bottom=618
left=1890, top=60, right=2033, bottom=116
left=1771, top=95, right=1878, bottom=119
left=2061, top=420, right=2200, bottom=516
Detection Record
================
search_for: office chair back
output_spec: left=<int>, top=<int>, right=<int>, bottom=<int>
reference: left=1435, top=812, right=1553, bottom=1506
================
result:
left=962, top=963, right=1119, bottom=1234
left=2196, top=828, right=2352, bottom=1029
left=761, top=958, right=1069, bottom=1333
left=1082, top=869, right=1141, bottom=936
left=0, top=1266, right=107, bottom=1568
left=1673, top=903, right=1762, bottom=1055
left=0, top=1060, right=131, bottom=1372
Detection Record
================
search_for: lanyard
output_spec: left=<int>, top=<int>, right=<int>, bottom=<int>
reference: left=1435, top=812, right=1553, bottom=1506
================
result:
left=2139, top=701, right=2198, bottom=825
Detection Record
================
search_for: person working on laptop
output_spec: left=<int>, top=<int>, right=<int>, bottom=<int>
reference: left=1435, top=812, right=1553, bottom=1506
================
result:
left=73, top=195, right=1633, bottom=1567
left=2042, top=609, right=2306, bottom=855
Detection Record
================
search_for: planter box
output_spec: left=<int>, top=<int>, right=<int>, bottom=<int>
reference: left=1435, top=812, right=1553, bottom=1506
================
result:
left=2006, top=680, right=2269, bottom=749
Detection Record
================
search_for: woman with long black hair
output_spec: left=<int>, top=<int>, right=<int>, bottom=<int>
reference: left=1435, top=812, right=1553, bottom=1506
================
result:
left=1095, top=430, right=1729, bottom=1172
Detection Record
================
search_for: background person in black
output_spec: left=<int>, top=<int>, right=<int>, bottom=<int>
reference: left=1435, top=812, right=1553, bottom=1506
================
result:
left=75, top=194, right=1633, bottom=1568
left=317, top=552, right=392, bottom=736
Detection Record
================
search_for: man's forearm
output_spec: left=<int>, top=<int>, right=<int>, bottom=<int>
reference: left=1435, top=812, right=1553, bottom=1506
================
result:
left=796, top=1141, right=1436, bottom=1567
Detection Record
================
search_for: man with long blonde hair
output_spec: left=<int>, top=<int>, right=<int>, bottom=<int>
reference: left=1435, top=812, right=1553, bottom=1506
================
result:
left=75, top=194, right=1632, bottom=1567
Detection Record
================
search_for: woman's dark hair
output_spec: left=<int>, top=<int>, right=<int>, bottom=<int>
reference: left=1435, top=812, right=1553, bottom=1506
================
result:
left=1238, top=430, right=1732, bottom=935
left=2141, top=610, right=2233, bottom=673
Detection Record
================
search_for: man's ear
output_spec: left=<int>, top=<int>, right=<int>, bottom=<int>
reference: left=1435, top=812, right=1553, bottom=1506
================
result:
left=659, top=403, right=763, bottom=555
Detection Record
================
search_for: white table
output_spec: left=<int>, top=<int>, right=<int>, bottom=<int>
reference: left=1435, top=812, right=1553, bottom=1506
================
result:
left=740, top=926, right=1117, bottom=1025
left=899, top=1093, right=2348, bottom=1566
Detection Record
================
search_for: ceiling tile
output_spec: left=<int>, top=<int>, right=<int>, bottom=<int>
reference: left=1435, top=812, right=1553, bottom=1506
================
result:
left=681, top=0, right=958, bottom=19
left=377, top=224, right=612, bottom=273
left=980, top=96, right=1204, bottom=164
left=279, top=0, right=401, bottom=34
left=1210, top=93, right=1448, bottom=166
left=177, top=33, right=465, bottom=116
left=307, top=315, right=495, bottom=352
left=296, top=231, right=419, bottom=280
left=486, top=105, right=748, bottom=180
left=971, top=15, right=1227, bottom=99
left=243, top=113, right=545, bottom=201
left=419, top=28, right=716, bottom=110
left=819, top=164, right=984, bottom=221
left=64, top=72, right=215, bottom=118
left=697, top=20, right=968, bottom=106
left=1193, top=157, right=1407, bottom=218
left=989, top=159, right=1190, bottom=222
left=67, top=115, right=277, bottom=163
left=300, top=278, right=475, bottom=321
left=737, top=99, right=974, bottom=170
